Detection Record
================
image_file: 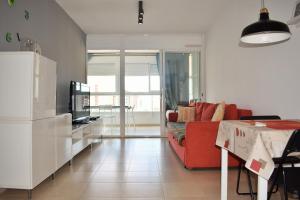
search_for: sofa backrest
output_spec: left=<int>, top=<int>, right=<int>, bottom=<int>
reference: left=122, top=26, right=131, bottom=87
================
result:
left=223, top=104, right=238, bottom=120
left=194, top=102, right=252, bottom=121
left=170, top=102, right=252, bottom=123
left=195, top=102, right=213, bottom=121
left=237, top=109, right=253, bottom=119
left=195, top=102, right=204, bottom=121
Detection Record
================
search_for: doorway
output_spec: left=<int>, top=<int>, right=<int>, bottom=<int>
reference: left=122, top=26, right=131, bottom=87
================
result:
left=87, top=50, right=121, bottom=137
left=162, top=51, right=202, bottom=129
left=87, top=50, right=201, bottom=138
left=124, top=50, right=161, bottom=137
left=87, top=50, right=162, bottom=137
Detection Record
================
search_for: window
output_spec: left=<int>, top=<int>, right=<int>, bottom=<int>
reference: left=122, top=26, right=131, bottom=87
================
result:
left=150, top=75, right=160, bottom=91
left=88, top=76, right=116, bottom=93
left=87, top=53, right=161, bottom=113
left=125, top=95, right=160, bottom=112
left=87, top=54, right=120, bottom=110
left=125, top=55, right=160, bottom=112
left=125, top=76, right=149, bottom=92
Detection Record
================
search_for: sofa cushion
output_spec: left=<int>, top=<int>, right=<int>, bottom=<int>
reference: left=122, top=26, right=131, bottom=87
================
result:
left=167, top=122, right=186, bottom=146
left=224, top=104, right=238, bottom=120
left=189, top=101, right=196, bottom=107
left=212, top=102, right=225, bottom=121
left=166, top=110, right=178, bottom=122
left=195, top=102, right=206, bottom=121
left=177, top=106, right=195, bottom=122
left=167, top=122, right=185, bottom=132
left=172, top=130, right=186, bottom=146
left=201, top=103, right=217, bottom=121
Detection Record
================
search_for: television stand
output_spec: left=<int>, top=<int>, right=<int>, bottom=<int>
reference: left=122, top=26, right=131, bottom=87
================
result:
left=71, top=117, right=103, bottom=157
left=89, top=116, right=100, bottom=121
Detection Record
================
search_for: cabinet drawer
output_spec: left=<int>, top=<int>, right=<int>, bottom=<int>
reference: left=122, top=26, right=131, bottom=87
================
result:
left=72, top=129, right=83, bottom=139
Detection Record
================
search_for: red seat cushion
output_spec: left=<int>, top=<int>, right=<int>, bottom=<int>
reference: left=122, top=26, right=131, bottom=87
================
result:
left=224, top=104, right=238, bottom=120
left=201, top=103, right=217, bottom=121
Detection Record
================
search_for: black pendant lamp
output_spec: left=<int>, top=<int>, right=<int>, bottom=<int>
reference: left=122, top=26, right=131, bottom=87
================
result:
left=240, top=0, right=291, bottom=44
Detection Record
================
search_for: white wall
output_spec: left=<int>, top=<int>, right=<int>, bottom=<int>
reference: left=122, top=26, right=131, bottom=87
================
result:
left=206, top=0, right=300, bottom=118
left=87, top=34, right=203, bottom=51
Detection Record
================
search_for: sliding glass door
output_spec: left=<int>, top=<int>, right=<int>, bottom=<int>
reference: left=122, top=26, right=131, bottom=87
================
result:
left=163, top=51, right=201, bottom=125
left=87, top=51, right=121, bottom=137
left=87, top=50, right=201, bottom=138
left=87, top=50, right=162, bottom=137
left=125, top=51, right=161, bottom=137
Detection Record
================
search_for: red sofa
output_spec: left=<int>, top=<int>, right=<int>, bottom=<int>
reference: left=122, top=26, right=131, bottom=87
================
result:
left=167, top=103, right=252, bottom=169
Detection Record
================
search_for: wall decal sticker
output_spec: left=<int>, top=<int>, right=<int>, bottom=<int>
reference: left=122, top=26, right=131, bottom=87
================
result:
left=25, top=10, right=29, bottom=20
left=6, top=32, right=12, bottom=43
left=8, top=0, right=15, bottom=7
left=17, top=33, right=21, bottom=42
left=3, top=1, right=31, bottom=46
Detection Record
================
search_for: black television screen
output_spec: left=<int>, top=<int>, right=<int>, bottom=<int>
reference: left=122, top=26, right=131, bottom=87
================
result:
left=69, top=81, right=90, bottom=122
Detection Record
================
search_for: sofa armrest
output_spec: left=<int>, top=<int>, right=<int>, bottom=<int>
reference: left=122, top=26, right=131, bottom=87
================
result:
left=168, top=112, right=178, bottom=122
left=184, top=121, right=220, bottom=165
left=184, top=121, right=239, bottom=168
left=185, top=121, right=220, bottom=148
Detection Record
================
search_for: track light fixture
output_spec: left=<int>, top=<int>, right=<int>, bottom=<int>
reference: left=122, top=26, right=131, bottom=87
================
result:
left=138, top=15, right=143, bottom=24
left=138, top=1, right=144, bottom=24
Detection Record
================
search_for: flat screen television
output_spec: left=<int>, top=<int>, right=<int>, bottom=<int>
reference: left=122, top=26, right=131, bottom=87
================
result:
left=69, top=81, right=90, bottom=123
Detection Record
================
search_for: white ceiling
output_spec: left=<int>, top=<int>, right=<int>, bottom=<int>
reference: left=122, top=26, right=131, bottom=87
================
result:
left=55, top=0, right=227, bottom=34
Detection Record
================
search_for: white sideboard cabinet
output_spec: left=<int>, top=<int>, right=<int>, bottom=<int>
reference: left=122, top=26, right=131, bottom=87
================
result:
left=0, top=52, right=57, bottom=196
left=72, top=118, right=103, bottom=157
left=0, top=118, right=56, bottom=189
left=0, top=52, right=103, bottom=200
left=0, top=52, right=56, bottom=121
left=55, top=114, right=72, bottom=171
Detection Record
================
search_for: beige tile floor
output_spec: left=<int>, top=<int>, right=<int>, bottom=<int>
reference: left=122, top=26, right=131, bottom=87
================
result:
left=102, top=126, right=161, bottom=137
left=0, top=138, right=283, bottom=200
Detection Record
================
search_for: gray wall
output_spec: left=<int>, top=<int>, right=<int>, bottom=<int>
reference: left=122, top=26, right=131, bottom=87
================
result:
left=0, top=0, right=86, bottom=113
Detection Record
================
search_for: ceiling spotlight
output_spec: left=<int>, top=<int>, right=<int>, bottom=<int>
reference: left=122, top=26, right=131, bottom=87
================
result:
left=138, top=1, right=144, bottom=24
left=139, top=1, right=144, bottom=15
left=138, top=18, right=143, bottom=24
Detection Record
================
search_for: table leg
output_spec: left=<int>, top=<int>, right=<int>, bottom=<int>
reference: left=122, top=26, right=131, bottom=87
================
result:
left=221, top=148, right=228, bottom=200
left=257, top=176, right=268, bottom=200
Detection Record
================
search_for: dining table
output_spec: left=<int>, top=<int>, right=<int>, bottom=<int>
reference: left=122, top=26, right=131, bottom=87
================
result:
left=216, top=119, right=300, bottom=200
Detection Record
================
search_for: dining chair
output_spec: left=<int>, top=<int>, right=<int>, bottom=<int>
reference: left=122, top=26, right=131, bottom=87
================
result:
left=237, top=115, right=281, bottom=200
left=267, top=129, right=300, bottom=200
left=127, top=105, right=136, bottom=131
left=100, top=105, right=117, bottom=134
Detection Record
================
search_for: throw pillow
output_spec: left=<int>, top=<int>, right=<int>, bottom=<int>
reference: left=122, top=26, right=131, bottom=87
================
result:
left=201, top=103, right=217, bottom=121
left=224, top=104, right=238, bottom=120
left=195, top=102, right=206, bottom=121
left=189, top=99, right=197, bottom=107
left=177, top=106, right=196, bottom=123
left=189, top=102, right=196, bottom=107
left=212, top=102, right=225, bottom=121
